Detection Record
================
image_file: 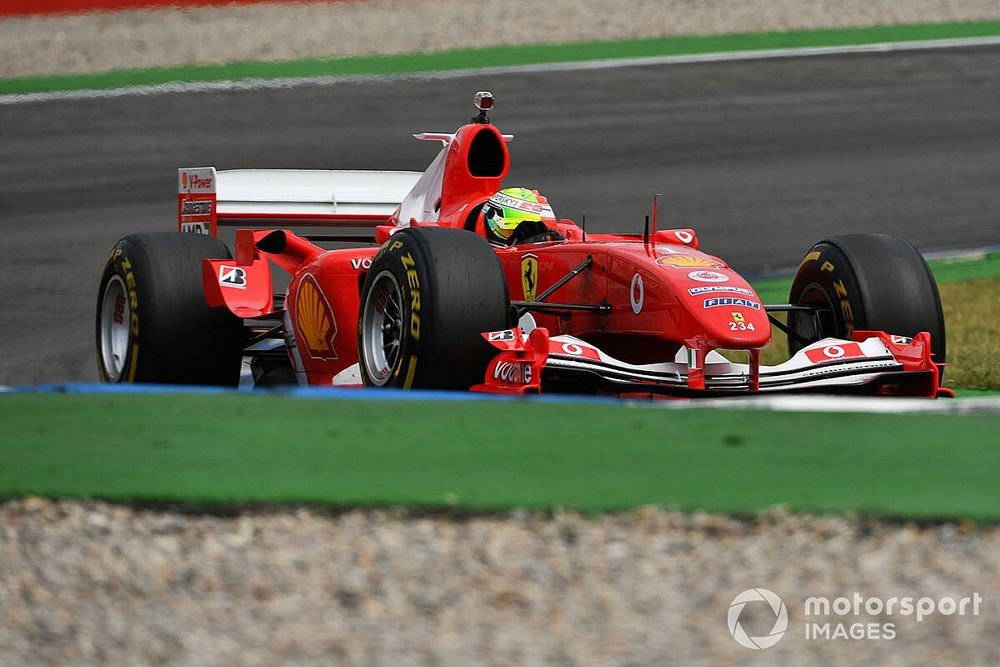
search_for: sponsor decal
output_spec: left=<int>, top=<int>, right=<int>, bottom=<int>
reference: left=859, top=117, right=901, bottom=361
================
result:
left=521, top=253, right=539, bottom=302
left=703, top=297, right=761, bottom=310
left=490, top=192, right=553, bottom=216
left=119, top=255, right=139, bottom=336
left=687, top=270, right=729, bottom=283
left=179, top=169, right=214, bottom=193
left=656, top=255, right=723, bottom=269
left=180, top=222, right=210, bottom=234
left=556, top=341, right=601, bottom=361
left=673, top=230, right=695, bottom=244
left=400, top=252, right=420, bottom=341
left=688, top=285, right=753, bottom=296
left=350, top=257, right=373, bottom=270
left=218, top=265, right=247, bottom=289
left=488, top=329, right=516, bottom=342
left=805, top=342, right=865, bottom=364
left=833, top=279, right=855, bottom=337
left=181, top=200, right=213, bottom=216
left=798, top=250, right=822, bottom=268
left=296, top=274, right=338, bottom=360
left=629, top=273, right=644, bottom=315
left=113, top=290, right=126, bottom=325
left=890, top=335, right=913, bottom=345
left=493, top=360, right=533, bottom=385
left=729, top=311, right=755, bottom=331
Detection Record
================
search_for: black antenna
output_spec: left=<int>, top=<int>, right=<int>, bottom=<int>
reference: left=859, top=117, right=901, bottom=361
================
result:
left=582, top=214, right=587, bottom=242
left=643, top=215, right=650, bottom=246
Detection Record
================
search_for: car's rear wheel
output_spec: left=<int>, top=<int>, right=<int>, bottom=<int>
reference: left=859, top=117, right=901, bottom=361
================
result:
left=787, top=233, right=946, bottom=374
left=96, top=232, right=245, bottom=385
left=358, top=227, right=510, bottom=390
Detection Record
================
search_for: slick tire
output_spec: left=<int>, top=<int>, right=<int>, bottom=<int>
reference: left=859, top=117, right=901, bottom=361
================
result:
left=96, top=232, right=245, bottom=385
left=358, top=227, right=510, bottom=390
left=787, top=233, right=946, bottom=373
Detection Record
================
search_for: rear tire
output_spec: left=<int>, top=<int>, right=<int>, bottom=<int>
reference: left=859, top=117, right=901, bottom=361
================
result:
left=358, top=227, right=510, bottom=390
left=787, top=233, right=946, bottom=373
left=96, top=232, right=245, bottom=385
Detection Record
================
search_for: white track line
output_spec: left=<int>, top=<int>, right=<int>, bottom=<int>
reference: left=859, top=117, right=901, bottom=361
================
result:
left=648, top=395, right=1000, bottom=414
left=2, top=35, right=1000, bottom=106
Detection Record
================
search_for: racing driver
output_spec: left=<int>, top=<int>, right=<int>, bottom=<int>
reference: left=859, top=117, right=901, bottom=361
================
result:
left=481, top=187, right=563, bottom=246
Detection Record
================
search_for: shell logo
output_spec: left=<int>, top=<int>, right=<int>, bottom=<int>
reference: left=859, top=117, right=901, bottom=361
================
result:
left=656, top=255, right=723, bottom=269
left=296, top=275, right=338, bottom=359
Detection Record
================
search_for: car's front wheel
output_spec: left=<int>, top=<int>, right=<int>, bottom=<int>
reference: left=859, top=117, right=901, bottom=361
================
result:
left=357, top=227, right=510, bottom=390
left=787, top=233, right=946, bottom=375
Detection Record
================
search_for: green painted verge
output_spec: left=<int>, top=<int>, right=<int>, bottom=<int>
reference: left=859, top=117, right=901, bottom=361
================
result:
left=953, top=388, right=1000, bottom=398
left=3, top=20, right=1000, bottom=95
left=1, top=393, right=997, bottom=519
left=750, top=253, right=1000, bottom=304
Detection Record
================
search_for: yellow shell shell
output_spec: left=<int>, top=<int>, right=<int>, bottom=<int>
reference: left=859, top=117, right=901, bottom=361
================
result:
left=297, top=277, right=331, bottom=353
left=656, top=255, right=721, bottom=268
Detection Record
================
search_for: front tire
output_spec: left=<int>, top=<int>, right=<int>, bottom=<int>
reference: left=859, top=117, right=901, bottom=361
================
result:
left=96, top=232, right=245, bottom=385
left=358, top=227, right=510, bottom=390
left=787, top=233, right=946, bottom=372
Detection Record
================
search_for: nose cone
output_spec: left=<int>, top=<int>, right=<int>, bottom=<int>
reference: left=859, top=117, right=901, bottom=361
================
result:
left=693, top=292, right=771, bottom=348
left=662, top=261, right=770, bottom=349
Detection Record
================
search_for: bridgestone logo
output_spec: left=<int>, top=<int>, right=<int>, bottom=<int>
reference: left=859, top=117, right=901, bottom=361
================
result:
left=493, top=361, right=532, bottom=385
left=181, top=200, right=213, bottom=216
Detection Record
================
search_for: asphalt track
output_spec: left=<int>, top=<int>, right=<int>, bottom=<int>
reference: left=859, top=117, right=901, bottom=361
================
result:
left=1, top=45, right=998, bottom=384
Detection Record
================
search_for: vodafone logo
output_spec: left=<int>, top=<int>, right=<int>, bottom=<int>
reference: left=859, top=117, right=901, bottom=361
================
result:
left=629, top=273, right=644, bottom=315
left=493, top=361, right=532, bottom=385
left=557, top=341, right=601, bottom=361
left=674, top=230, right=694, bottom=244
left=805, top=342, right=865, bottom=363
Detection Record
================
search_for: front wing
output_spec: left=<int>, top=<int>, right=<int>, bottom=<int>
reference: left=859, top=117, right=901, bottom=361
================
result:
left=473, top=328, right=947, bottom=398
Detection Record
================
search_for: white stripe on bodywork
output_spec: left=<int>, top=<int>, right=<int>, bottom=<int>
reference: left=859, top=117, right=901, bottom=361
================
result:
left=645, top=395, right=1000, bottom=414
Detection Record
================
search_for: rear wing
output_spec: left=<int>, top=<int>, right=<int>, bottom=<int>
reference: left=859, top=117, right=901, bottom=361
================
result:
left=178, top=167, right=422, bottom=237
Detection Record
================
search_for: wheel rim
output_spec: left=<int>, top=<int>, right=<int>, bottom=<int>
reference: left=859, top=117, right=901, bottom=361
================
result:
left=99, top=274, right=132, bottom=381
left=361, top=270, right=404, bottom=386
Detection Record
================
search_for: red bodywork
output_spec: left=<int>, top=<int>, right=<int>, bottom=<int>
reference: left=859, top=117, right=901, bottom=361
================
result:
left=182, top=116, right=945, bottom=397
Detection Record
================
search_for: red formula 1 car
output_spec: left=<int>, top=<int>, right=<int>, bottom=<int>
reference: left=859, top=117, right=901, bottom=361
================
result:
left=96, top=92, right=949, bottom=397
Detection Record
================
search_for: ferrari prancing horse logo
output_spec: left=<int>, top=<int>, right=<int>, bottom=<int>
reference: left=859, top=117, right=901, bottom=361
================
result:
left=521, top=254, right=538, bottom=301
